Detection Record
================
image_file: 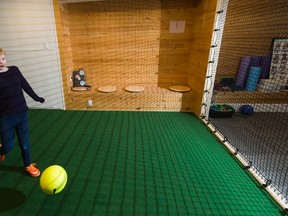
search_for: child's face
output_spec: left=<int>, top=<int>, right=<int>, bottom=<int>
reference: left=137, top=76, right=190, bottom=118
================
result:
left=0, top=54, right=7, bottom=70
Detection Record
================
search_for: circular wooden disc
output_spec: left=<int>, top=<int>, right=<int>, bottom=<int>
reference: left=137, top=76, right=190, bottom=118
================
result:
left=125, top=86, right=144, bottom=92
left=169, top=85, right=191, bottom=92
left=71, top=86, right=90, bottom=92
left=97, top=86, right=117, bottom=93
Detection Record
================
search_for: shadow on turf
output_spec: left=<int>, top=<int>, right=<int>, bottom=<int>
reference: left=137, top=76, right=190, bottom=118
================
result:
left=0, top=165, right=24, bottom=174
left=0, top=188, right=26, bottom=212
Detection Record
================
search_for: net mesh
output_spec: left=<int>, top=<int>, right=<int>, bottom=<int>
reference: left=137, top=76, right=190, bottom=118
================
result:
left=204, top=0, right=288, bottom=205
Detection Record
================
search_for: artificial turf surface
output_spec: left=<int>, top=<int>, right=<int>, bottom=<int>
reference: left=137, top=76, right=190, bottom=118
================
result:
left=0, top=109, right=285, bottom=215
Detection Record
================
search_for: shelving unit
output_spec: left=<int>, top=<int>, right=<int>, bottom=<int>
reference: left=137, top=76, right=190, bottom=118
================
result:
left=214, top=91, right=288, bottom=104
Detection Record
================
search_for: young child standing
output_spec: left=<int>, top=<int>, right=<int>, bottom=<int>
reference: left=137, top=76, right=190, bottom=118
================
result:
left=0, top=48, right=45, bottom=177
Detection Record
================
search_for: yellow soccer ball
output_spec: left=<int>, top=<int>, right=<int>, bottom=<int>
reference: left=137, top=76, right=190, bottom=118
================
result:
left=40, top=165, right=68, bottom=194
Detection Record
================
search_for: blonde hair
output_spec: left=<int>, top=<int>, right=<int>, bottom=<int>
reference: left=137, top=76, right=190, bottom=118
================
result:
left=0, top=48, right=6, bottom=56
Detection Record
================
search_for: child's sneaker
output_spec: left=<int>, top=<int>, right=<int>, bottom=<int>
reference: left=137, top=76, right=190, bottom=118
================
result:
left=0, top=154, right=4, bottom=162
left=25, top=163, right=40, bottom=177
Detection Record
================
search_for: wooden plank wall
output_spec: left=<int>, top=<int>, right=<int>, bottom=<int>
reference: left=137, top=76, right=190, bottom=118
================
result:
left=63, top=0, right=161, bottom=88
left=54, top=0, right=217, bottom=112
left=211, top=0, right=288, bottom=106
left=216, top=0, right=288, bottom=80
left=187, top=0, right=218, bottom=116
left=54, top=0, right=73, bottom=108
left=158, top=0, right=196, bottom=88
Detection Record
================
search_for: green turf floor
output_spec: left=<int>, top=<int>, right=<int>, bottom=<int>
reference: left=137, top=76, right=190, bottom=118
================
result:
left=0, top=110, right=285, bottom=215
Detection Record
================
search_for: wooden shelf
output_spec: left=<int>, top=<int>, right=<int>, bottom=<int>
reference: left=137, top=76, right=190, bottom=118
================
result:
left=214, top=91, right=288, bottom=104
left=67, top=86, right=194, bottom=112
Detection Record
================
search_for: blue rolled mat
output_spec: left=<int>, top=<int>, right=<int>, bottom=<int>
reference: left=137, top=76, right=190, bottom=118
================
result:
left=245, top=67, right=261, bottom=91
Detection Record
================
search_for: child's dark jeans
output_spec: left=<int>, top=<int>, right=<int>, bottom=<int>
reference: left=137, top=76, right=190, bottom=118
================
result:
left=0, top=111, right=31, bottom=166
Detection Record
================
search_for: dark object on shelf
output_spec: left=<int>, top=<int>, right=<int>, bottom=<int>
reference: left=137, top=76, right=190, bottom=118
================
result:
left=209, top=104, right=235, bottom=118
left=71, top=68, right=91, bottom=91
left=220, top=77, right=235, bottom=91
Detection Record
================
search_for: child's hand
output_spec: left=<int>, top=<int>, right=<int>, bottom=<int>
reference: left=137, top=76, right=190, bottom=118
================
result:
left=38, top=97, right=45, bottom=103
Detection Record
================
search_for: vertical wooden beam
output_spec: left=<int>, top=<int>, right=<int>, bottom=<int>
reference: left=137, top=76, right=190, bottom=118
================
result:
left=53, top=0, right=74, bottom=109
left=187, top=0, right=218, bottom=116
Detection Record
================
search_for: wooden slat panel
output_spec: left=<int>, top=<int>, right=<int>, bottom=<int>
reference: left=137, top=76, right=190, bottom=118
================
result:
left=187, top=0, right=218, bottom=116
left=217, top=0, right=288, bottom=80
left=65, top=0, right=160, bottom=89
left=67, top=86, right=194, bottom=112
left=214, top=91, right=288, bottom=104
left=55, top=0, right=217, bottom=112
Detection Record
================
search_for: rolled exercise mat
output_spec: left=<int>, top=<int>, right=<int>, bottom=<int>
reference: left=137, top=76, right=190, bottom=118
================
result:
left=259, top=56, right=271, bottom=79
left=245, top=67, right=261, bottom=92
left=249, top=56, right=261, bottom=67
left=235, top=56, right=251, bottom=89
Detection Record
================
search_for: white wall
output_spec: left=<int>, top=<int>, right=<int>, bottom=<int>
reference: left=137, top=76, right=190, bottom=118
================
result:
left=0, top=0, right=65, bottom=109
